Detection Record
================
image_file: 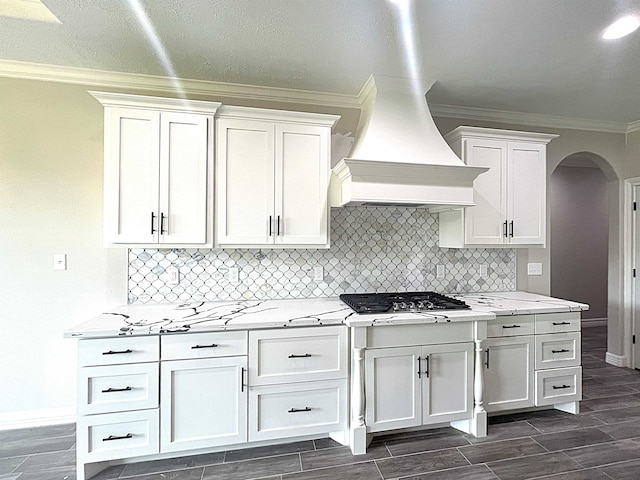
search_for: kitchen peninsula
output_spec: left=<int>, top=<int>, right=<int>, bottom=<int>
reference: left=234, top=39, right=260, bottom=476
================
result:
left=66, top=292, right=588, bottom=480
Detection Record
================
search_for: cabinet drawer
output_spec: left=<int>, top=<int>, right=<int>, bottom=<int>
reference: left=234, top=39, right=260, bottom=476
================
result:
left=535, top=332, right=581, bottom=370
left=367, top=322, right=473, bottom=348
left=78, top=336, right=159, bottom=367
left=249, top=326, right=347, bottom=385
left=161, top=331, right=247, bottom=360
left=535, top=312, right=581, bottom=334
left=535, top=367, right=582, bottom=406
left=248, top=379, right=347, bottom=442
left=78, top=363, right=159, bottom=415
left=76, top=409, right=159, bottom=462
left=487, top=315, right=535, bottom=338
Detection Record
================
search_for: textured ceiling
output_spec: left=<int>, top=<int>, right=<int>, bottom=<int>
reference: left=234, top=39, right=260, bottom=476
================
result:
left=1, top=0, right=639, bottom=124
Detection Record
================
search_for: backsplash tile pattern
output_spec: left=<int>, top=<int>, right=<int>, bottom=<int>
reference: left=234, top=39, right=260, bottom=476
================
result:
left=128, top=207, right=516, bottom=304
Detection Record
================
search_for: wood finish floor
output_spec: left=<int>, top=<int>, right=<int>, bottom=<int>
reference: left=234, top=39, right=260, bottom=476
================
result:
left=3, top=325, right=640, bottom=480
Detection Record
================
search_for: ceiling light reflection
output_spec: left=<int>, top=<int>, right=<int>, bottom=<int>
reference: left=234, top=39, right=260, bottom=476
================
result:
left=602, top=15, right=640, bottom=39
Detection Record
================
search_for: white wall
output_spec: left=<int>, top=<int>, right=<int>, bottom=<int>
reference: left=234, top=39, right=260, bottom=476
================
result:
left=0, top=78, right=128, bottom=427
left=550, top=165, right=608, bottom=320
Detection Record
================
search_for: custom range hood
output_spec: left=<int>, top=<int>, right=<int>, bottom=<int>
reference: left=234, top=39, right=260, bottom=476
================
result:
left=330, top=75, right=488, bottom=210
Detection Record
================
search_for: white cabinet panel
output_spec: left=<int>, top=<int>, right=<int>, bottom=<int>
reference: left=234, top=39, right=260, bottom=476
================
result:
left=484, top=336, right=535, bottom=412
left=422, top=343, right=474, bottom=424
left=78, top=336, right=159, bottom=367
left=535, top=312, right=581, bottom=334
left=535, top=367, right=582, bottom=406
left=249, top=379, right=347, bottom=442
left=439, top=127, right=556, bottom=248
left=161, top=331, right=248, bottom=360
left=535, top=332, right=581, bottom=370
left=487, top=315, right=535, bottom=338
left=215, top=106, right=338, bottom=248
left=365, top=346, right=422, bottom=432
left=160, top=356, right=247, bottom=452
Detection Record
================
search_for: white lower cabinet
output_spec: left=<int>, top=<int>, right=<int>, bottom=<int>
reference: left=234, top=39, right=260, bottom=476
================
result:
left=160, top=356, right=248, bottom=453
left=483, top=336, right=535, bottom=412
left=365, top=343, right=474, bottom=432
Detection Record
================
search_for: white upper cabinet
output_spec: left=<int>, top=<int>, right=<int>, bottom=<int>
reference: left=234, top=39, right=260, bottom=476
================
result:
left=90, top=92, right=220, bottom=247
left=438, top=127, right=557, bottom=248
left=216, top=106, right=339, bottom=248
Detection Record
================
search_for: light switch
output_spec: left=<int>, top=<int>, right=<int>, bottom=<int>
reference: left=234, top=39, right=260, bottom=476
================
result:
left=313, top=266, right=324, bottom=282
left=527, top=263, right=543, bottom=276
left=436, top=265, right=445, bottom=279
left=228, top=267, right=239, bottom=283
left=53, top=254, right=67, bottom=271
left=166, top=267, right=180, bottom=286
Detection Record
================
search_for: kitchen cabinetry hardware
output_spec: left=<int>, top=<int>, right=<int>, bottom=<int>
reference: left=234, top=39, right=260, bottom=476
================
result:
left=191, top=344, right=218, bottom=349
left=160, top=213, right=167, bottom=235
left=417, top=356, right=422, bottom=379
left=103, top=433, right=133, bottom=442
left=553, top=322, right=571, bottom=326
left=552, top=384, right=571, bottom=390
left=288, top=407, right=312, bottom=413
left=509, top=221, right=514, bottom=237
left=103, top=349, right=133, bottom=355
left=551, top=349, right=570, bottom=354
left=288, top=353, right=312, bottom=358
left=502, top=325, right=521, bottom=329
left=241, top=367, right=246, bottom=393
left=277, top=215, right=281, bottom=236
left=101, top=386, right=132, bottom=393
left=503, top=221, right=508, bottom=238
left=151, top=212, right=156, bottom=234
left=269, top=216, right=273, bottom=236
left=424, top=355, right=430, bottom=378
left=485, top=349, right=490, bottom=369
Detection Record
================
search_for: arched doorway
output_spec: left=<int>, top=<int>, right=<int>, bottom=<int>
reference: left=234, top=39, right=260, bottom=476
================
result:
left=550, top=152, right=618, bottom=362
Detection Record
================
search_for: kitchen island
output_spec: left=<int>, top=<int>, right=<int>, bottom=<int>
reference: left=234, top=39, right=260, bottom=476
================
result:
left=66, top=292, right=587, bottom=480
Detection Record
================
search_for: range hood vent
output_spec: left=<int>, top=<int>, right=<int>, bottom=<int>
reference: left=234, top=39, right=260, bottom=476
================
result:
left=330, top=75, right=488, bottom=210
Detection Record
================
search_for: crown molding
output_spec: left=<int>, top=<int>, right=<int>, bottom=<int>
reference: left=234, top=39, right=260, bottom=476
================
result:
left=430, top=103, right=634, bottom=135
left=0, top=59, right=361, bottom=109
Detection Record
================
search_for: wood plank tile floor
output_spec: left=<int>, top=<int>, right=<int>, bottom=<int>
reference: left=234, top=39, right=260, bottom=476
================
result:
left=4, top=325, right=640, bottom=480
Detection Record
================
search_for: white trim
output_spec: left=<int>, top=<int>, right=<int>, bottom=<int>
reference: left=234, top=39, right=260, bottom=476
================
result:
left=431, top=103, right=633, bottom=134
left=0, top=407, right=76, bottom=431
left=623, top=177, right=640, bottom=369
left=605, top=351, right=627, bottom=367
left=0, top=59, right=360, bottom=108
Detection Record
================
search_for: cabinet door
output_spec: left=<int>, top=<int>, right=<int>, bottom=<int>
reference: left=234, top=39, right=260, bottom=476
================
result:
left=484, top=336, right=535, bottom=412
left=463, top=139, right=507, bottom=245
left=104, top=107, right=160, bottom=244
left=159, top=112, right=210, bottom=244
left=216, top=119, right=275, bottom=245
left=365, top=347, right=421, bottom=432
left=275, top=124, right=330, bottom=246
left=421, top=343, right=474, bottom=425
left=160, top=356, right=247, bottom=452
left=508, top=142, right=546, bottom=245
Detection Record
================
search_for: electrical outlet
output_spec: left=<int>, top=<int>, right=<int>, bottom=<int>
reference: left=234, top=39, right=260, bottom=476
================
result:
left=480, top=264, right=488, bottom=278
left=228, top=267, right=239, bottom=283
left=313, top=266, right=324, bottom=282
left=436, top=265, right=445, bottom=279
left=527, top=263, right=543, bottom=276
left=53, top=254, right=67, bottom=271
left=166, top=267, right=180, bottom=286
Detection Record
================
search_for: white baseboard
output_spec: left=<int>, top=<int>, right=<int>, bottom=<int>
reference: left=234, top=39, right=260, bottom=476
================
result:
left=0, top=407, right=76, bottom=431
left=605, top=351, right=627, bottom=367
left=582, top=318, right=608, bottom=327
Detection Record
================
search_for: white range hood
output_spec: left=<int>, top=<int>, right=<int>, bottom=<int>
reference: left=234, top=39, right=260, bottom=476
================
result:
left=330, top=75, right=488, bottom=210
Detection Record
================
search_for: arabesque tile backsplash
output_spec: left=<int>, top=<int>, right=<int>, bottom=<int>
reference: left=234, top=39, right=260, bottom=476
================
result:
left=128, top=207, right=515, bottom=304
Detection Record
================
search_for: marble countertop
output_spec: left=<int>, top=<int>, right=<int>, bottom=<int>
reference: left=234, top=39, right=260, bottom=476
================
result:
left=64, top=291, right=589, bottom=338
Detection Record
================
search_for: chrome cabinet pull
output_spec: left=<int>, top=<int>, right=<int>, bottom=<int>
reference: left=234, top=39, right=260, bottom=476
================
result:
left=288, top=353, right=312, bottom=358
left=551, top=349, right=570, bottom=354
left=102, top=349, right=133, bottom=355
left=101, top=386, right=132, bottom=393
left=288, top=407, right=312, bottom=413
left=191, top=343, right=218, bottom=349
left=103, top=433, right=133, bottom=442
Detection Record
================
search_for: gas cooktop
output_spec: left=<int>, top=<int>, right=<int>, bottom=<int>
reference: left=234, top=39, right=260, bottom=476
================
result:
left=339, top=292, right=469, bottom=314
